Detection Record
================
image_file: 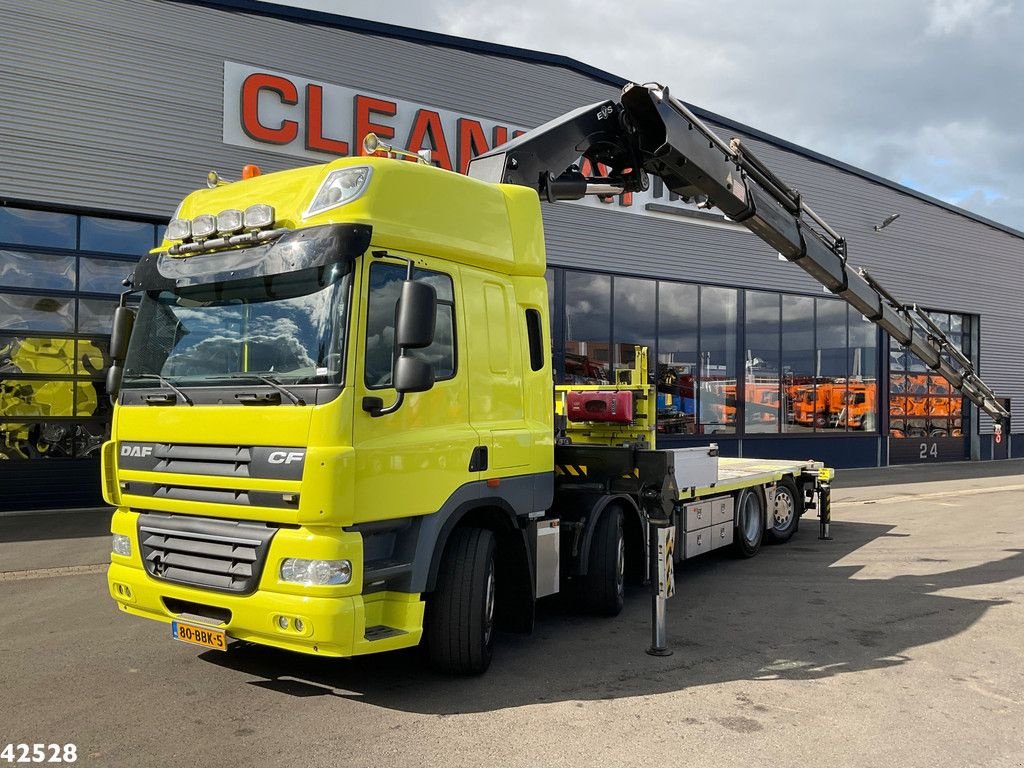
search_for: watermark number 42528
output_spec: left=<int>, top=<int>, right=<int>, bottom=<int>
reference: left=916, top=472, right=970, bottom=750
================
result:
left=1, top=745, right=77, bottom=763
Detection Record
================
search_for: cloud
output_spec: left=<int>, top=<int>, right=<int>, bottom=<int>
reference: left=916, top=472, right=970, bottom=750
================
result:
left=279, top=0, right=1024, bottom=231
left=925, top=0, right=1012, bottom=36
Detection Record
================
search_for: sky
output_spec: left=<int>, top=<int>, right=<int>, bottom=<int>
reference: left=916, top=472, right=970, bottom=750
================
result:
left=269, top=0, right=1024, bottom=231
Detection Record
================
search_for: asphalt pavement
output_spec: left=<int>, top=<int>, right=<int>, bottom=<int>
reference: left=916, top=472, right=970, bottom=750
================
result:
left=2, top=461, right=1023, bottom=767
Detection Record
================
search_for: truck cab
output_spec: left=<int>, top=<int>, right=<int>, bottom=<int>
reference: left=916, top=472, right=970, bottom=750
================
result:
left=105, top=156, right=554, bottom=668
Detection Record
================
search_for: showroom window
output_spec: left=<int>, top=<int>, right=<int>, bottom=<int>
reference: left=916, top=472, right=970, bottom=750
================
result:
left=888, top=311, right=969, bottom=438
left=0, top=206, right=161, bottom=459
left=553, top=268, right=879, bottom=437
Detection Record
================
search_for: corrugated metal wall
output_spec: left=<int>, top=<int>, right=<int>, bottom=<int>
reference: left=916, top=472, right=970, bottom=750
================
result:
left=2, top=0, right=1021, bottom=431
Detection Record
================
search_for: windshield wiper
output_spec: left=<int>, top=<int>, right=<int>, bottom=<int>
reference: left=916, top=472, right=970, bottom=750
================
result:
left=225, top=372, right=306, bottom=406
left=123, top=373, right=194, bottom=406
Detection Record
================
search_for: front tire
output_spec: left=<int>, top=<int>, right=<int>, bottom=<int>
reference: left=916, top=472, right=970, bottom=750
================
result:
left=732, top=488, right=765, bottom=558
left=765, top=478, right=802, bottom=544
left=425, top=527, right=497, bottom=675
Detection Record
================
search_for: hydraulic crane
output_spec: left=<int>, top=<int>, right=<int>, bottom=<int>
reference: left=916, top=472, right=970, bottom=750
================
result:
left=467, top=82, right=1009, bottom=426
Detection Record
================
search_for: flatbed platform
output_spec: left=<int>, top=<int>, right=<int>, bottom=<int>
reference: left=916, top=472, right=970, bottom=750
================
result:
left=683, top=456, right=828, bottom=500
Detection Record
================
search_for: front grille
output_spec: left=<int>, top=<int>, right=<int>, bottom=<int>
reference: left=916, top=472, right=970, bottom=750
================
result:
left=138, top=512, right=276, bottom=594
left=152, top=444, right=253, bottom=477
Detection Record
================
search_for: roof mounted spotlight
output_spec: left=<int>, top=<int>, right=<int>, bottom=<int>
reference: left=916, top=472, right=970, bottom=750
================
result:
left=874, top=213, right=901, bottom=232
left=362, top=132, right=432, bottom=165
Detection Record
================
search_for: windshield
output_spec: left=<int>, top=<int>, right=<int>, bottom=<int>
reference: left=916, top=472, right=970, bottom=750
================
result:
left=122, top=264, right=350, bottom=387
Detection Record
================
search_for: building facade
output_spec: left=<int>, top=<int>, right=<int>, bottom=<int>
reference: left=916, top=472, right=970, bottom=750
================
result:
left=1, top=0, right=1020, bottom=511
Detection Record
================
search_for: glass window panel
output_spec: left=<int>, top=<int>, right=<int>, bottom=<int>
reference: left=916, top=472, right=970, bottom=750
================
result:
left=564, top=271, right=610, bottom=384
left=612, top=277, right=655, bottom=383
left=657, top=281, right=698, bottom=435
left=75, top=379, right=112, bottom=419
left=0, top=378, right=77, bottom=418
left=76, top=337, right=110, bottom=376
left=782, top=295, right=814, bottom=433
left=907, top=352, right=927, bottom=372
left=0, top=249, right=76, bottom=291
left=0, top=335, right=76, bottom=375
left=929, top=375, right=951, bottom=396
left=0, top=420, right=86, bottom=459
left=74, top=422, right=108, bottom=457
left=0, top=208, right=77, bottom=249
left=930, top=312, right=950, bottom=332
left=890, top=395, right=908, bottom=419
left=79, top=217, right=155, bottom=256
left=906, top=374, right=929, bottom=396
left=79, top=256, right=135, bottom=295
left=364, top=263, right=455, bottom=388
left=0, top=293, right=74, bottom=332
left=745, top=291, right=780, bottom=433
left=77, top=299, right=119, bottom=335
left=155, top=224, right=167, bottom=246
left=699, top=286, right=737, bottom=434
left=949, top=314, right=963, bottom=333
left=847, top=305, right=877, bottom=431
left=815, top=299, right=847, bottom=433
left=889, top=345, right=906, bottom=373
left=889, top=373, right=907, bottom=393
left=415, top=268, right=453, bottom=302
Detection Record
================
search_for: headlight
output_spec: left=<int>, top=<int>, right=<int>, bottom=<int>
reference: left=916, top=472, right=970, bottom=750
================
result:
left=280, top=558, right=352, bottom=586
left=112, top=534, right=131, bottom=557
left=305, top=166, right=372, bottom=218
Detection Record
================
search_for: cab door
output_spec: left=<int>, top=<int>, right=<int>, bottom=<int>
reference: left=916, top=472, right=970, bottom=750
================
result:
left=350, top=254, right=480, bottom=523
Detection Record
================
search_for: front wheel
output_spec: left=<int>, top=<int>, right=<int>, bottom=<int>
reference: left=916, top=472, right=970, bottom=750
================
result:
left=732, top=488, right=765, bottom=558
left=765, top=478, right=802, bottom=544
left=425, top=527, right=497, bottom=675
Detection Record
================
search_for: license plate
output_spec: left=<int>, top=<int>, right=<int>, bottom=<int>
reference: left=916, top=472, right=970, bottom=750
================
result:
left=172, top=620, right=227, bottom=651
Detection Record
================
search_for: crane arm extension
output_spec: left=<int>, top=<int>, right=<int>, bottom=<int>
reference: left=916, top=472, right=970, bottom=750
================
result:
left=467, top=82, right=1009, bottom=425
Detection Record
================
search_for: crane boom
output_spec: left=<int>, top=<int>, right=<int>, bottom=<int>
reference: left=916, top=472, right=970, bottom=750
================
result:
left=467, top=82, right=1009, bottom=425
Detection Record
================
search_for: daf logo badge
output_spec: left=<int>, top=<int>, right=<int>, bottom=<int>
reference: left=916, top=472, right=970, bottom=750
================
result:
left=121, top=444, right=154, bottom=458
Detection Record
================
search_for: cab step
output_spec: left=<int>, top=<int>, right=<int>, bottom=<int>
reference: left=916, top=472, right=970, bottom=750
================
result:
left=364, top=625, right=408, bottom=641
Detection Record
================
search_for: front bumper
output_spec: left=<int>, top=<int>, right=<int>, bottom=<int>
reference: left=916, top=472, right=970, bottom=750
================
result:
left=107, top=509, right=424, bottom=657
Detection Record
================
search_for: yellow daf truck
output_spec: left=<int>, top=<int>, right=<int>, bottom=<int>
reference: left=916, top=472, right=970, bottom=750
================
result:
left=105, top=82, right=1004, bottom=674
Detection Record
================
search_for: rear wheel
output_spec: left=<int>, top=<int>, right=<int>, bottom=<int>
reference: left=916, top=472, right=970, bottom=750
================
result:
left=578, top=506, right=625, bottom=616
left=425, top=527, right=497, bottom=675
left=732, top=488, right=765, bottom=558
left=765, top=478, right=802, bottom=544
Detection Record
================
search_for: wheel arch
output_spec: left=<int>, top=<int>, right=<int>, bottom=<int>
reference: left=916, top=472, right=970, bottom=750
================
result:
left=555, top=491, right=644, bottom=577
left=422, top=499, right=526, bottom=595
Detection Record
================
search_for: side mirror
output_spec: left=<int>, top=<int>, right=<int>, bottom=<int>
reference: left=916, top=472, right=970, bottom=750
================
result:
left=395, top=280, right=436, bottom=349
left=106, top=363, right=125, bottom=399
left=394, top=355, right=434, bottom=393
left=107, top=305, right=136, bottom=399
left=109, top=306, right=136, bottom=361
